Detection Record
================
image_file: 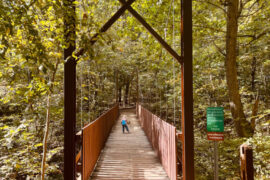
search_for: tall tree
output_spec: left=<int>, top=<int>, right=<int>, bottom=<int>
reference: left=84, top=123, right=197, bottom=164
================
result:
left=225, top=0, right=253, bottom=137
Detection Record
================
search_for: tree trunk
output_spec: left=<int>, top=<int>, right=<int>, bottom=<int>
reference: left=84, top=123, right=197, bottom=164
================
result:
left=41, top=94, right=51, bottom=180
left=118, top=86, right=122, bottom=104
left=225, top=0, right=253, bottom=137
left=41, top=58, right=60, bottom=179
left=251, top=56, right=257, bottom=91
left=115, top=70, right=119, bottom=103
left=251, top=97, right=259, bottom=131
left=125, top=81, right=130, bottom=105
left=128, top=82, right=132, bottom=105
left=136, top=68, right=139, bottom=103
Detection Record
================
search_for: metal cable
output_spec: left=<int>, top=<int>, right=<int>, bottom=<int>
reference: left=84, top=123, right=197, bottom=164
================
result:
left=88, top=60, right=91, bottom=123
left=80, top=61, right=83, bottom=129
left=164, top=0, right=173, bottom=121
left=172, top=0, right=176, bottom=125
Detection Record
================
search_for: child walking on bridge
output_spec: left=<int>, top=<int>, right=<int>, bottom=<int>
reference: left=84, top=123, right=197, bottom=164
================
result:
left=121, top=115, right=130, bottom=133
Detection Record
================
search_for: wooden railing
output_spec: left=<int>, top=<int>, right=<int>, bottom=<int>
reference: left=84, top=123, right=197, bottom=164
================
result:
left=76, top=104, right=119, bottom=180
left=136, top=104, right=177, bottom=180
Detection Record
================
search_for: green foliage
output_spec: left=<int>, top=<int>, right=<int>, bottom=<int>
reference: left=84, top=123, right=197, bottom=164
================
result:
left=0, top=0, right=269, bottom=179
left=247, top=135, right=270, bottom=179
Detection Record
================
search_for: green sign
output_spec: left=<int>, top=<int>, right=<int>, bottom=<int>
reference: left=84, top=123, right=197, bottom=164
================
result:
left=207, top=107, right=224, bottom=132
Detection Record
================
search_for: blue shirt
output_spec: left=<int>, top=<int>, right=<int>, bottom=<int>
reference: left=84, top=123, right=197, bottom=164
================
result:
left=121, top=119, right=127, bottom=125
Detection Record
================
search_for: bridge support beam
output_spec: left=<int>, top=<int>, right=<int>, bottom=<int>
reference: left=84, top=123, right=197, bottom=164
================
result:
left=181, top=0, right=194, bottom=179
left=64, top=0, right=76, bottom=179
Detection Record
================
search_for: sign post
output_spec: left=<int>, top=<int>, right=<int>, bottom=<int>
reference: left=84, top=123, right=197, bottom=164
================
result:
left=214, top=141, right=218, bottom=180
left=207, top=107, right=224, bottom=180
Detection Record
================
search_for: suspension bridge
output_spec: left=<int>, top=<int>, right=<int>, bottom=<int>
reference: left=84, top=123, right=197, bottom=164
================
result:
left=63, top=0, right=193, bottom=179
left=75, top=105, right=180, bottom=180
left=62, top=0, right=255, bottom=179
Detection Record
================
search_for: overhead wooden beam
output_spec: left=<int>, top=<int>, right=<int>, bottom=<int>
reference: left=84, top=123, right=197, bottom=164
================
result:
left=74, top=0, right=136, bottom=61
left=90, top=0, right=137, bottom=43
left=118, top=0, right=183, bottom=64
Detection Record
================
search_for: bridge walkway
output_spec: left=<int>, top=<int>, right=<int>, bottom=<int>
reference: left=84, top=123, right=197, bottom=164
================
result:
left=91, top=109, right=169, bottom=180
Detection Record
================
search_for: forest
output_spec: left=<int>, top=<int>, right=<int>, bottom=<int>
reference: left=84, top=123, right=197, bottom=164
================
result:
left=0, top=0, right=269, bottom=179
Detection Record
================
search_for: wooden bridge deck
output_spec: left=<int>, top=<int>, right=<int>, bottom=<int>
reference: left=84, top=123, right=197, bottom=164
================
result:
left=91, top=109, right=169, bottom=180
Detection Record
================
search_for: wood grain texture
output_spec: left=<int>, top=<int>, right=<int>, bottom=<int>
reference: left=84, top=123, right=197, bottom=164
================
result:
left=91, top=109, right=169, bottom=180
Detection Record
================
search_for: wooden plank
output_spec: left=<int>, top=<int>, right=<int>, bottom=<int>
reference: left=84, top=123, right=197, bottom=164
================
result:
left=91, top=109, right=169, bottom=180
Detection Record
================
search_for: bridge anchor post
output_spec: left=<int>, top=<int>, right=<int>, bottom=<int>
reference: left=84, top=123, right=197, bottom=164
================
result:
left=180, top=0, right=194, bottom=179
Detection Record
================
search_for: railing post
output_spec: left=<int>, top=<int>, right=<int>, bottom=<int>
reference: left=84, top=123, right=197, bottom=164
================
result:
left=240, top=144, right=254, bottom=180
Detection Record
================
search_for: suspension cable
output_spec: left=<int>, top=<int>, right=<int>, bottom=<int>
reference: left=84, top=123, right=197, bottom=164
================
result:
left=160, top=76, right=162, bottom=117
left=88, top=60, right=91, bottom=123
left=138, top=74, right=144, bottom=105
left=80, top=61, right=83, bottom=129
left=172, top=0, right=176, bottom=125
left=164, top=0, right=173, bottom=121
left=155, top=75, right=158, bottom=115
left=164, top=28, right=168, bottom=121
